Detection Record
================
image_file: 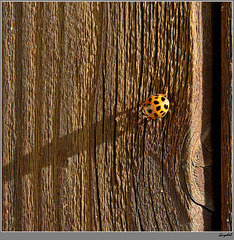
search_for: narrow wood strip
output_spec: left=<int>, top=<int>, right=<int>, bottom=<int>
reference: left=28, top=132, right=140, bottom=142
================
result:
left=221, top=2, right=232, bottom=231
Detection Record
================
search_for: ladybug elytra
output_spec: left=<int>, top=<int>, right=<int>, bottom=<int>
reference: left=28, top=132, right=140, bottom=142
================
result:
left=139, top=94, right=169, bottom=120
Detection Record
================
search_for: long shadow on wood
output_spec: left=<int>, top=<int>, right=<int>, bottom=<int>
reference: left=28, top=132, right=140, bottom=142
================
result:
left=2, top=106, right=193, bottom=230
left=2, top=109, right=138, bottom=183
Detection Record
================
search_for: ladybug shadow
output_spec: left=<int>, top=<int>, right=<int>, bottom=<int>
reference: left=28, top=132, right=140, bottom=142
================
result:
left=2, top=107, right=142, bottom=183
left=3, top=105, right=191, bottom=230
left=3, top=106, right=143, bottom=230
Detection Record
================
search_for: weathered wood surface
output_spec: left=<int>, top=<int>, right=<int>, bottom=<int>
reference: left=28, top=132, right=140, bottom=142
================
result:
left=2, top=2, right=228, bottom=231
left=221, top=2, right=232, bottom=232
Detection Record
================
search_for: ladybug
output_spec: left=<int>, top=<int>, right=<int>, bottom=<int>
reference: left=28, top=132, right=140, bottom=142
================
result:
left=139, top=94, right=169, bottom=120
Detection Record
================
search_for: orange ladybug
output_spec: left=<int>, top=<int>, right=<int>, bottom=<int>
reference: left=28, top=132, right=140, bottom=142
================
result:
left=139, top=94, right=169, bottom=120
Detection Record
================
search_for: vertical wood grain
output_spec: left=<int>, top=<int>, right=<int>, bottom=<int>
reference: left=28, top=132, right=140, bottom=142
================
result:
left=2, top=2, right=228, bottom=231
left=221, top=2, right=232, bottom=231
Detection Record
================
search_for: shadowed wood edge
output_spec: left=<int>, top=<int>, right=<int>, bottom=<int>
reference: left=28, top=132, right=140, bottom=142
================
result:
left=221, top=2, right=232, bottom=231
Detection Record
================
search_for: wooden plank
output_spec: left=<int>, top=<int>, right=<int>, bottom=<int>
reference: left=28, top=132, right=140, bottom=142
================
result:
left=2, top=2, right=224, bottom=231
left=187, top=3, right=216, bottom=230
left=200, top=3, right=221, bottom=230
left=2, top=2, right=16, bottom=231
left=221, top=2, right=232, bottom=232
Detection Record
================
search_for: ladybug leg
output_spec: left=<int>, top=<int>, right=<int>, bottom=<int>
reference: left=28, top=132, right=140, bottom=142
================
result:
left=143, top=111, right=148, bottom=118
left=139, top=107, right=147, bottom=117
left=140, top=108, right=149, bottom=119
left=139, top=105, right=144, bottom=115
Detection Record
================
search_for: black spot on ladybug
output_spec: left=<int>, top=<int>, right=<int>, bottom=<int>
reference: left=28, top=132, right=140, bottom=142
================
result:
left=147, top=104, right=151, bottom=107
left=160, top=111, right=164, bottom=113
left=161, top=97, right=165, bottom=101
left=154, top=101, right=159, bottom=105
left=156, top=106, right=161, bottom=111
left=162, top=112, right=165, bottom=116
left=148, top=109, right=153, bottom=113
left=164, top=104, right=168, bottom=109
left=154, top=113, right=158, bottom=117
left=149, top=98, right=152, bottom=102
